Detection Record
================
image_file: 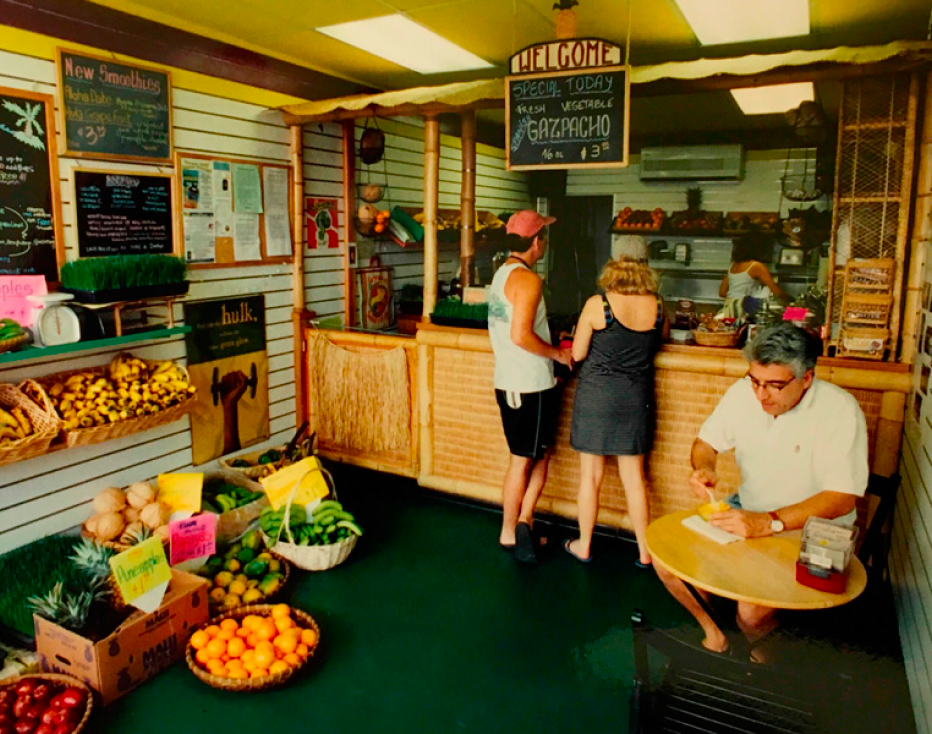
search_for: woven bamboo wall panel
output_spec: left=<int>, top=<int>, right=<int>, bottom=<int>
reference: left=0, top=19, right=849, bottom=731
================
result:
left=426, top=343, right=894, bottom=528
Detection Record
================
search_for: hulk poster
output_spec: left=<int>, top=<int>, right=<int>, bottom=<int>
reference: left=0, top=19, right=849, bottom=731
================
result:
left=184, top=295, right=269, bottom=465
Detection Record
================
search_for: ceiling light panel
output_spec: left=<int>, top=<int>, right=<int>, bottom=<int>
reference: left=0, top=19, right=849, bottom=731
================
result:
left=730, top=82, right=815, bottom=115
left=674, top=0, right=809, bottom=45
left=316, top=14, right=493, bottom=74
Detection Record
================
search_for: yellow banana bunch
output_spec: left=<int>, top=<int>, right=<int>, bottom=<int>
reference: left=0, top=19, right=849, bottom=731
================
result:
left=0, top=406, right=32, bottom=444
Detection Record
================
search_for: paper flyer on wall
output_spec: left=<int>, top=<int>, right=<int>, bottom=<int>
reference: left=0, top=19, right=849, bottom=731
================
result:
left=232, top=162, right=263, bottom=214
left=233, top=212, right=261, bottom=261
left=181, top=158, right=214, bottom=212
left=212, top=161, right=233, bottom=238
left=262, top=167, right=291, bottom=256
left=183, top=212, right=216, bottom=263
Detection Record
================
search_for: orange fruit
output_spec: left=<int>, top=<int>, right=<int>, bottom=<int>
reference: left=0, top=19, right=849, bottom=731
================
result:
left=213, top=665, right=230, bottom=678
left=250, top=669, right=269, bottom=679
left=270, top=604, right=291, bottom=619
left=228, top=668, right=249, bottom=680
left=296, top=643, right=310, bottom=658
left=269, top=660, right=289, bottom=675
left=219, top=619, right=239, bottom=632
left=241, top=649, right=256, bottom=666
left=274, top=634, right=298, bottom=655
left=226, top=658, right=245, bottom=671
left=205, top=638, right=227, bottom=659
left=190, top=630, right=210, bottom=650
left=246, top=634, right=260, bottom=648
left=203, top=625, right=221, bottom=638
left=220, top=654, right=231, bottom=663
left=217, top=629, right=235, bottom=641
left=274, top=616, right=294, bottom=634
left=195, top=648, right=212, bottom=666
left=241, top=615, right=262, bottom=631
left=226, top=637, right=247, bottom=658
left=300, top=628, right=318, bottom=647
left=256, top=620, right=278, bottom=642
left=236, top=627, right=251, bottom=639
left=206, top=659, right=225, bottom=675
left=283, top=652, right=301, bottom=667
left=254, top=647, right=275, bottom=669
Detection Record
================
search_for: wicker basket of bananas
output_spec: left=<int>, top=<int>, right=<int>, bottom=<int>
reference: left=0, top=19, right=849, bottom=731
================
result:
left=40, top=352, right=197, bottom=448
left=0, top=383, right=60, bottom=467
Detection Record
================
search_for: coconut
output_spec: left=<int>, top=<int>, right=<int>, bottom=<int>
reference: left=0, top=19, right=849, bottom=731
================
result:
left=93, top=487, right=126, bottom=515
left=95, top=511, right=125, bottom=542
left=123, top=506, right=140, bottom=523
left=140, top=502, right=170, bottom=529
left=84, top=514, right=101, bottom=537
left=125, top=481, right=156, bottom=509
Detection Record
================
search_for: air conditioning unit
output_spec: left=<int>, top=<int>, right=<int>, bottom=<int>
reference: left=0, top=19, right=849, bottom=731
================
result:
left=639, top=145, right=744, bottom=181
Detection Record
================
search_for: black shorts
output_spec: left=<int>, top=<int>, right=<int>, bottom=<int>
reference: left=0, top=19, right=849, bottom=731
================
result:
left=495, top=385, right=561, bottom=460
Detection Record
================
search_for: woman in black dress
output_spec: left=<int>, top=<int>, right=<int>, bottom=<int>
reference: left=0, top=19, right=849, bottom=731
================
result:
left=566, top=257, right=667, bottom=565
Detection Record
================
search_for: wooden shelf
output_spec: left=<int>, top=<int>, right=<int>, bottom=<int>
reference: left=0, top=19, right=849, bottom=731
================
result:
left=0, top=326, right=190, bottom=366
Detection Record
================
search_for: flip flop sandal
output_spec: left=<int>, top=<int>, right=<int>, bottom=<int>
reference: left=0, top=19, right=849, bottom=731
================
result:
left=515, top=522, right=537, bottom=563
left=563, top=538, right=592, bottom=563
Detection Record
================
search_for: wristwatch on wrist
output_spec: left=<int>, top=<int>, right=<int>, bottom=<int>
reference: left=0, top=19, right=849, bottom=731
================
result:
left=768, top=511, right=785, bottom=534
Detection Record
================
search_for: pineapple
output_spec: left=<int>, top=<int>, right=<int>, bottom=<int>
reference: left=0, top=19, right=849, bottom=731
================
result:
left=119, top=522, right=152, bottom=547
left=70, top=538, right=125, bottom=611
left=28, top=581, right=106, bottom=633
left=553, top=0, right=579, bottom=39
left=28, top=581, right=68, bottom=625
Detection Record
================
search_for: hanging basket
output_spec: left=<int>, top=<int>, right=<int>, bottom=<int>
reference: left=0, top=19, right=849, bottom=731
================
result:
left=781, top=174, right=824, bottom=202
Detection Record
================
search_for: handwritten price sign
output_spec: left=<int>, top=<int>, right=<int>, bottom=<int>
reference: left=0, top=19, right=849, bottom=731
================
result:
left=109, top=536, right=171, bottom=609
left=169, top=514, right=216, bottom=566
left=0, top=275, right=45, bottom=326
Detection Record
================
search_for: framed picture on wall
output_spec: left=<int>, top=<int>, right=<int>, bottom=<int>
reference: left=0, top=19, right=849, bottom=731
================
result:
left=922, top=364, right=930, bottom=395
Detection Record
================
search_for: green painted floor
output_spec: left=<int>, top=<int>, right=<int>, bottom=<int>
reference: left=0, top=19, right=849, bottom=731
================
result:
left=91, top=466, right=915, bottom=734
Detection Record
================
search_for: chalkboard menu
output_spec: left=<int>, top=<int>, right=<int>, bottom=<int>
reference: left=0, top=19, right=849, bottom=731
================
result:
left=58, top=49, right=172, bottom=163
left=506, top=66, right=629, bottom=171
left=0, top=87, right=64, bottom=281
left=74, top=170, right=174, bottom=256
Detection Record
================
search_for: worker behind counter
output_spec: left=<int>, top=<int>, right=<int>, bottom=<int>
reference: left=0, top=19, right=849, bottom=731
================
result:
left=719, top=230, right=790, bottom=319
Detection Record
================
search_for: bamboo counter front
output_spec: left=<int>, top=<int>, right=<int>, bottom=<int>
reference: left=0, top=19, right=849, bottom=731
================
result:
left=306, top=324, right=909, bottom=533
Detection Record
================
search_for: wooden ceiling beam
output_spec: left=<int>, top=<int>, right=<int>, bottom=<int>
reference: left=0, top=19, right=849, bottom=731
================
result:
left=283, top=99, right=504, bottom=125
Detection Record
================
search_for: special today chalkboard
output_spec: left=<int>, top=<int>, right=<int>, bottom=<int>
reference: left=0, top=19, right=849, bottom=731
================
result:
left=74, top=169, right=174, bottom=257
left=0, top=87, right=64, bottom=281
left=58, top=49, right=172, bottom=163
left=506, top=66, right=629, bottom=171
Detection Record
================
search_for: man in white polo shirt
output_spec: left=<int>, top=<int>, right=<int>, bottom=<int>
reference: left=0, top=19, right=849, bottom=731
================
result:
left=654, top=323, right=869, bottom=656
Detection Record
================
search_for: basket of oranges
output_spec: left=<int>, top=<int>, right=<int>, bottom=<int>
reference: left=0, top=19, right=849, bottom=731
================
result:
left=186, top=603, right=319, bottom=691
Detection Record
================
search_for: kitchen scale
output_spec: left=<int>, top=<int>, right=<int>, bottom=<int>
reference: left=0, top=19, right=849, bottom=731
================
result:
left=28, top=293, right=81, bottom=347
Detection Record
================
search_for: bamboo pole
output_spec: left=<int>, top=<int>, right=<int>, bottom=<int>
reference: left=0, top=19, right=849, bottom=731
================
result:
left=901, top=71, right=932, bottom=363
left=417, top=341, right=434, bottom=482
left=342, top=120, right=356, bottom=327
left=891, top=73, right=920, bottom=359
left=874, top=391, right=906, bottom=476
left=460, top=110, right=477, bottom=288
left=423, top=115, right=440, bottom=317
left=290, top=124, right=307, bottom=427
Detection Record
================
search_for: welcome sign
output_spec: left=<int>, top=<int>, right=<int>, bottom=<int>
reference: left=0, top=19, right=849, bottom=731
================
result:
left=506, top=39, right=629, bottom=171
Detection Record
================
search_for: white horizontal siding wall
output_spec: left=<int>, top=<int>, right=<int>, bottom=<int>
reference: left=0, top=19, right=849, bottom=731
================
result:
left=895, top=236, right=932, bottom=734
left=349, top=117, right=533, bottom=291
left=566, top=149, right=829, bottom=217
left=0, top=47, right=300, bottom=553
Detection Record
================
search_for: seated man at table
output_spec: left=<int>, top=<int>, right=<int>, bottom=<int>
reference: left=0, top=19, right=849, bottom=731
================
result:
left=654, top=322, right=869, bottom=655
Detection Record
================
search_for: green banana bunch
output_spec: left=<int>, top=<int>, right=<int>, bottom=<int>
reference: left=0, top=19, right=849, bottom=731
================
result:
left=0, top=318, right=24, bottom=341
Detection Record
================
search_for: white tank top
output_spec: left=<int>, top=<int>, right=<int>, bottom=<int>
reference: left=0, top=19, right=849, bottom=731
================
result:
left=487, top=262, right=555, bottom=393
left=726, top=267, right=757, bottom=299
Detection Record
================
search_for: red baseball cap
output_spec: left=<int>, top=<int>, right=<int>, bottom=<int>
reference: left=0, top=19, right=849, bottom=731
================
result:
left=506, top=209, right=556, bottom=238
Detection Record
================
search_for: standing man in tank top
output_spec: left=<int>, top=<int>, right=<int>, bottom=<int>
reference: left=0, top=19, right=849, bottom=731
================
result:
left=488, top=210, right=574, bottom=563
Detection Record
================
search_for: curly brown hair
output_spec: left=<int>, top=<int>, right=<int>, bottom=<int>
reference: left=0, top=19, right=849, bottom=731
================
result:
left=598, top=256, right=659, bottom=295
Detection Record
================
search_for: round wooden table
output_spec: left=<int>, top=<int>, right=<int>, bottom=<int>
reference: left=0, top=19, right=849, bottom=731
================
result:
left=647, top=510, right=867, bottom=610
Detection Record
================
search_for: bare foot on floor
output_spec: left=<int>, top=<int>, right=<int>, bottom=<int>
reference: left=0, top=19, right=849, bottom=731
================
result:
left=701, top=631, right=729, bottom=654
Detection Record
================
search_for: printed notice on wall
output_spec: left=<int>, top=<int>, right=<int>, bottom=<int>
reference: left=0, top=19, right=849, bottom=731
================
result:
left=181, top=158, right=213, bottom=212
left=262, top=167, right=291, bottom=257
left=183, top=212, right=215, bottom=263
left=213, top=161, right=233, bottom=239
left=232, top=162, right=262, bottom=214
left=233, top=212, right=261, bottom=261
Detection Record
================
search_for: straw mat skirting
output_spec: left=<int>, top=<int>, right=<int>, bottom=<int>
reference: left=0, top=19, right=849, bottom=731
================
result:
left=311, top=334, right=410, bottom=452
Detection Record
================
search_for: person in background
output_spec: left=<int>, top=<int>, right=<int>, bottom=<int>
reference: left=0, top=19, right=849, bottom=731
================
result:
left=655, top=323, right=868, bottom=659
left=565, top=257, right=667, bottom=566
left=719, top=230, right=790, bottom=318
left=488, top=210, right=574, bottom=563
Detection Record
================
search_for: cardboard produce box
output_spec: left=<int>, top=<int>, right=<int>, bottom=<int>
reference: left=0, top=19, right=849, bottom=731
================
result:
left=34, top=569, right=209, bottom=704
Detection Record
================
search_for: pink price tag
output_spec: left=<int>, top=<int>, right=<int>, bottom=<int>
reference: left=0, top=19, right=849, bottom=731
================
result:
left=169, top=514, right=217, bottom=566
left=0, top=275, right=46, bottom=327
left=782, top=307, right=809, bottom=321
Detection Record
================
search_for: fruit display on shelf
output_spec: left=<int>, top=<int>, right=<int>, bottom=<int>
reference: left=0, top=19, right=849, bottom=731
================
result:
left=0, top=676, right=91, bottom=734
left=42, top=353, right=195, bottom=432
left=668, top=210, right=723, bottom=234
left=722, top=211, right=780, bottom=235
left=0, top=404, right=35, bottom=447
left=612, top=207, right=664, bottom=232
left=82, top=483, right=170, bottom=546
left=188, top=604, right=318, bottom=683
left=196, top=531, right=287, bottom=610
left=201, top=478, right=264, bottom=515
left=0, top=319, right=28, bottom=354
left=260, top=500, right=362, bottom=547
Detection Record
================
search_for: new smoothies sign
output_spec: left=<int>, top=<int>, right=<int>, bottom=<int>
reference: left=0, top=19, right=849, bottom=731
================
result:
left=506, top=39, right=629, bottom=171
